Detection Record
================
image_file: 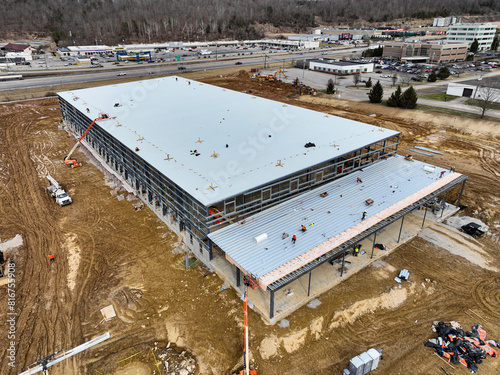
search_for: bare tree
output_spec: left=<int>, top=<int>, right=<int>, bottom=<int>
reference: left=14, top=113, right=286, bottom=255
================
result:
left=399, top=75, right=412, bottom=86
left=391, top=74, right=398, bottom=87
left=455, top=66, right=466, bottom=77
left=474, top=81, right=500, bottom=118
left=353, top=73, right=361, bottom=89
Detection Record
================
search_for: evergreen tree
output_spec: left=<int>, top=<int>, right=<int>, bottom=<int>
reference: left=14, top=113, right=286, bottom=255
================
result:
left=368, top=80, right=383, bottom=103
left=387, top=85, right=402, bottom=107
left=400, top=86, right=418, bottom=109
left=326, top=78, right=335, bottom=94
left=427, top=72, right=437, bottom=82
left=437, top=66, right=450, bottom=80
left=365, top=77, right=372, bottom=88
left=470, top=39, right=479, bottom=53
left=491, top=36, right=499, bottom=51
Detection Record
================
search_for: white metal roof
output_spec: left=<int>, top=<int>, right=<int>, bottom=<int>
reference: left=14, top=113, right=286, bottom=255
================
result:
left=58, top=77, right=399, bottom=206
left=209, top=155, right=464, bottom=287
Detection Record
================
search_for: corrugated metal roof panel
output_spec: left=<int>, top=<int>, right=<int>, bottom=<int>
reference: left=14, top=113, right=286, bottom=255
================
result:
left=209, top=155, right=462, bottom=280
left=58, top=76, right=399, bottom=206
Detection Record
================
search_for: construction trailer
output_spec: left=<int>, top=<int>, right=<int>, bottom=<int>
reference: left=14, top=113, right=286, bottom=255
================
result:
left=58, top=77, right=467, bottom=323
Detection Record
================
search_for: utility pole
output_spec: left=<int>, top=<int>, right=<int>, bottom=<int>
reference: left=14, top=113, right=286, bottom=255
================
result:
left=263, top=55, right=267, bottom=70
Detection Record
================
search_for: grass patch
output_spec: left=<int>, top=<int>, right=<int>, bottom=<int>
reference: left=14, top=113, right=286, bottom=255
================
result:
left=418, top=92, right=460, bottom=101
left=415, top=104, right=500, bottom=122
left=464, top=98, right=500, bottom=111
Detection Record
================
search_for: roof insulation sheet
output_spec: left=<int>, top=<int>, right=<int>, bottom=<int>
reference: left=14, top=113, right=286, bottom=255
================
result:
left=208, top=155, right=464, bottom=288
left=58, top=76, right=399, bottom=206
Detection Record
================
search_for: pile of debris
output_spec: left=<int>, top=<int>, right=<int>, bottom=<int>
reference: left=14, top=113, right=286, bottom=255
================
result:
left=424, top=321, right=499, bottom=374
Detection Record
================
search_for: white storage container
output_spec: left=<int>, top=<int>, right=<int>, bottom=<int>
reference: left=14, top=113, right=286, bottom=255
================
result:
left=367, top=348, right=381, bottom=370
left=359, top=351, right=373, bottom=374
left=349, top=356, right=365, bottom=375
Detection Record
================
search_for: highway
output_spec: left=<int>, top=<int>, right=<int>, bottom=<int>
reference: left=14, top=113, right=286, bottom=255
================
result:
left=0, top=47, right=360, bottom=92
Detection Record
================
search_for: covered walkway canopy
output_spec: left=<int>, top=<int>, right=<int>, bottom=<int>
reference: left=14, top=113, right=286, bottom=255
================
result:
left=209, top=155, right=466, bottom=291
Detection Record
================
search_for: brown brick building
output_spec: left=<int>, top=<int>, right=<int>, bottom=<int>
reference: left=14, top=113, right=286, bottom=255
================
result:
left=383, top=41, right=468, bottom=63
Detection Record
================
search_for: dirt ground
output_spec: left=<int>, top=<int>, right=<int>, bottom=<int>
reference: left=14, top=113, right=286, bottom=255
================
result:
left=0, top=72, right=499, bottom=375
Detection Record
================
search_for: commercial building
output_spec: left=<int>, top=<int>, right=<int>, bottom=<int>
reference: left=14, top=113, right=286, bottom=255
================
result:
left=383, top=41, right=468, bottom=63
left=257, top=39, right=320, bottom=49
left=58, top=77, right=467, bottom=323
left=446, top=23, right=497, bottom=51
left=433, top=17, right=461, bottom=28
left=58, top=45, right=114, bottom=57
left=309, top=60, right=374, bottom=75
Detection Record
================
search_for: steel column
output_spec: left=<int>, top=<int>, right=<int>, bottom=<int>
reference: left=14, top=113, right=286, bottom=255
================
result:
left=441, top=190, right=450, bottom=218
left=457, top=178, right=467, bottom=206
left=370, top=231, right=377, bottom=259
left=340, top=250, right=346, bottom=277
left=270, top=290, right=275, bottom=320
left=397, top=215, right=405, bottom=243
left=422, top=205, right=428, bottom=228
left=307, top=271, right=312, bottom=297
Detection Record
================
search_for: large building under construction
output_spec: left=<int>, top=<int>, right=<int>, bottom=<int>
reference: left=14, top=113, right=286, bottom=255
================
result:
left=58, top=77, right=467, bottom=323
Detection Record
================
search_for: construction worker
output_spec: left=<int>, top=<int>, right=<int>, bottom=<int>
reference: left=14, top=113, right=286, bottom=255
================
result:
left=357, top=177, right=362, bottom=184
left=450, top=166, right=456, bottom=172
left=301, top=225, right=307, bottom=232
left=362, top=211, right=367, bottom=220
left=292, top=234, right=297, bottom=244
left=440, top=171, right=445, bottom=178
left=48, top=254, right=55, bottom=262
left=354, top=245, right=360, bottom=257
left=282, top=232, right=289, bottom=240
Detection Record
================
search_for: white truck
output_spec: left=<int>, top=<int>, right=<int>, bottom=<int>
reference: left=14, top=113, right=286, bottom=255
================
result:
left=46, top=174, right=72, bottom=206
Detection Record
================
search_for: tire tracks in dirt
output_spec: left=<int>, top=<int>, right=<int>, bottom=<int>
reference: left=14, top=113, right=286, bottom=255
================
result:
left=0, top=103, right=79, bottom=374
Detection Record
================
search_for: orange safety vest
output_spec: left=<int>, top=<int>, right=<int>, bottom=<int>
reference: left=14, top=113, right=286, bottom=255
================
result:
left=292, top=235, right=297, bottom=240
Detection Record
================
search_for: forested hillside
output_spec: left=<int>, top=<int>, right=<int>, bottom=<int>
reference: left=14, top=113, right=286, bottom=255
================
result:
left=0, top=0, right=498, bottom=45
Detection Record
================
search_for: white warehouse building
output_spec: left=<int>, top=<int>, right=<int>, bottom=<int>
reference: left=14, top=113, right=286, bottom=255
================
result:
left=309, top=60, right=374, bottom=75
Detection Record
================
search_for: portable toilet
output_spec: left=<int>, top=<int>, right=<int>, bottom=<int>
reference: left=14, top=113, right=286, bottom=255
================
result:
left=359, top=351, right=373, bottom=374
left=349, top=356, right=365, bottom=375
left=367, top=348, right=381, bottom=370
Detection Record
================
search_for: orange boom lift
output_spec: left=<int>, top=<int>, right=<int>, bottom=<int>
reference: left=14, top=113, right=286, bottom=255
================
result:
left=239, top=276, right=257, bottom=375
left=64, top=114, right=109, bottom=167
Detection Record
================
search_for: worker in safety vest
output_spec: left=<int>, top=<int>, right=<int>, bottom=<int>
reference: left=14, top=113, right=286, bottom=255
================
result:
left=292, top=234, right=297, bottom=244
left=301, top=225, right=306, bottom=232
left=354, top=246, right=360, bottom=257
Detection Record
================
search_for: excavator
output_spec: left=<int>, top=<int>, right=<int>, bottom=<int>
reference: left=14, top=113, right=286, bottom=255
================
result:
left=239, top=276, right=258, bottom=375
left=254, top=68, right=287, bottom=82
left=64, top=114, right=109, bottom=167
left=267, top=68, right=287, bottom=82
